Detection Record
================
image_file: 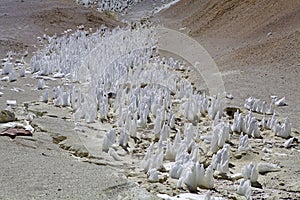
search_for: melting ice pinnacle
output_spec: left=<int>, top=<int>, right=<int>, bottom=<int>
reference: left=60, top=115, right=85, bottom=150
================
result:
left=40, top=89, right=49, bottom=103
left=238, top=133, right=251, bottom=152
left=237, top=179, right=252, bottom=199
left=148, top=168, right=159, bottom=183
left=244, top=96, right=274, bottom=114
left=208, top=96, right=223, bottom=120
left=169, top=161, right=184, bottom=179
left=275, top=117, right=291, bottom=139
left=9, top=70, right=17, bottom=82
left=283, top=137, right=294, bottom=148
left=181, top=162, right=215, bottom=191
left=19, top=66, right=26, bottom=77
left=37, top=79, right=46, bottom=90
left=274, top=96, right=287, bottom=106
left=118, top=129, right=129, bottom=147
left=211, top=144, right=229, bottom=174
left=102, top=129, right=116, bottom=152
left=241, top=163, right=258, bottom=183
left=2, top=61, right=13, bottom=75
left=232, top=111, right=260, bottom=138
left=184, top=123, right=194, bottom=150
left=165, top=138, right=177, bottom=161
left=210, top=122, right=230, bottom=153
left=265, top=114, right=291, bottom=138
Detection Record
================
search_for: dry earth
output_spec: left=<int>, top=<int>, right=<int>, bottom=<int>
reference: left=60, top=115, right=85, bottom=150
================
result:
left=0, top=1, right=155, bottom=199
left=156, top=0, right=300, bottom=130
left=0, top=0, right=119, bottom=60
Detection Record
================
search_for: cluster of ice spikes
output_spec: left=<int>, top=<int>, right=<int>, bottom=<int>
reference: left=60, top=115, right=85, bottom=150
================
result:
left=97, top=0, right=143, bottom=14
left=236, top=163, right=259, bottom=200
left=1, top=51, right=26, bottom=82
left=75, top=0, right=144, bottom=13
left=210, top=121, right=230, bottom=153
left=231, top=110, right=261, bottom=138
left=238, top=133, right=251, bottom=152
left=232, top=108, right=291, bottom=139
left=26, top=23, right=296, bottom=199
left=244, top=96, right=274, bottom=114
left=244, top=96, right=287, bottom=114
left=261, top=113, right=291, bottom=138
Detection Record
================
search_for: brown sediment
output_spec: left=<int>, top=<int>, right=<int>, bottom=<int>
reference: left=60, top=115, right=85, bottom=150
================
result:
left=156, top=0, right=300, bottom=130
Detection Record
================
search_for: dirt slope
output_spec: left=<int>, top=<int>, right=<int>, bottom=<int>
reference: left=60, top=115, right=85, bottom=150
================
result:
left=157, top=0, right=300, bottom=129
left=0, top=0, right=119, bottom=59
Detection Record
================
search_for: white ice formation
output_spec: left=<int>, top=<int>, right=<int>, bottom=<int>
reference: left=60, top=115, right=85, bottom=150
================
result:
left=238, top=133, right=251, bottom=152
left=141, top=143, right=164, bottom=173
left=19, top=66, right=26, bottom=77
left=2, top=60, right=13, bottom=75
left=231, top=111, right=260, bottom=138
left=274, top=96, right=287, bottom=106
left=40, top=89, right=49, bottom=103
left=263, top=114, right=291, bottom=138
left=102, top=129, right=117, bottom=152
left=97, top=0, right=143, bottom=14
left=237, top=179, right=252, bottom=200
left=148, top=168, right=159, bottom=183
left=244, top=96, right=273, bottom=114
left=37, top=79, right=46, bottom=90
left=257, top=162, right=280, bottom=174
left=283, top=137, right=294, bottom=148
left=9, top=69, right=17, bottom=82
left=177, top=162, right=214, bottom=190
left=211, top=144, right=229, bottom=174
left=241, top=163, right=258, bottom=183
left=210, top=121, right=230, bottom=153
left=20, top=20, right=296, bottom=199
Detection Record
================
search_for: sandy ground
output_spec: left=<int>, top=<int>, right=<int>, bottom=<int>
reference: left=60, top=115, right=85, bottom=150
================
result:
left=0, top=0, right=299, bottom=199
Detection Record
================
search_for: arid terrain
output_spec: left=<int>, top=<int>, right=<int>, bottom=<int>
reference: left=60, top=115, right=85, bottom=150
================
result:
left=0, top=0, right=119, bottom=61
left=156, top=0, right=300, bottom=130
left=0, top=0, right=299, bottom=199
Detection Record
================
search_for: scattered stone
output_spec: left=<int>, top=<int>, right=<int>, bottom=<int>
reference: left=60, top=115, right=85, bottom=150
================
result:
left=0, top=128, right=32, bottom=139
left=0, top=110, right=15, bottom=123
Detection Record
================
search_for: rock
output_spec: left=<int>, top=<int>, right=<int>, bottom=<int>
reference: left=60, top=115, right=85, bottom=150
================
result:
left=0, top=110, right=16, bottom=123
left=224, top=107, right=240, bottom=119
left=0, top=128, right=32, bottom=139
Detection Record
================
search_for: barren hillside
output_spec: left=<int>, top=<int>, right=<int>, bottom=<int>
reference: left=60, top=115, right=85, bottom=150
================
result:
left=157, top=0, right=300, bottom=129
left=0, top=0, right=119, bottom=59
